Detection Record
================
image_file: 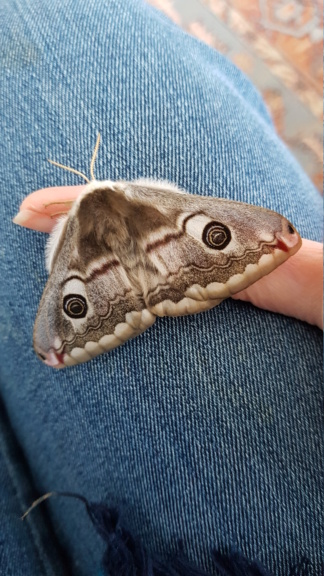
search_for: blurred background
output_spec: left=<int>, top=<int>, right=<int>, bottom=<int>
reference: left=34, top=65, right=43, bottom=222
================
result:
left=147, top=0, right=323, bottom=193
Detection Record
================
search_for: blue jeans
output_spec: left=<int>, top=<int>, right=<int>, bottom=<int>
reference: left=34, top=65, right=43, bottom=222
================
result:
left=0, top=0, right=322, bottom=574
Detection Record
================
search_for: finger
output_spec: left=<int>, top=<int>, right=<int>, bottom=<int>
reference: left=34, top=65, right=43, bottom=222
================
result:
left=233, top=239, right=323, bottom=329
left=13, top=185, right=85, bottom=232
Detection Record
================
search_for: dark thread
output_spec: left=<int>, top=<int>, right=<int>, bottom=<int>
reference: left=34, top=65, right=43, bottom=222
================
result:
left=22, top=492, right=315, bottom=576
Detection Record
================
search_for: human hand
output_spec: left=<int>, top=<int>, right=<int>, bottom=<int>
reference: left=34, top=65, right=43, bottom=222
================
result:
left=13, top=186, right=323, bottom=330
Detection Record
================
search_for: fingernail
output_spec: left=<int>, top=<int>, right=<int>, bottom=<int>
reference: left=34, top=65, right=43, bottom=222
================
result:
left=13, top=209, right=38, bottom=225
left=13, top=209, right=52, bottom=232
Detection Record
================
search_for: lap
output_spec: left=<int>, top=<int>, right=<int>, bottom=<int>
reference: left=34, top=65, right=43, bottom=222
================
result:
left=0, top=0, right=322, bottom=574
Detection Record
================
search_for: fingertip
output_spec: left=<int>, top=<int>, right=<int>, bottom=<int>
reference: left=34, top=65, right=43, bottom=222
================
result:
left=13, top=209, right=56, bottom=233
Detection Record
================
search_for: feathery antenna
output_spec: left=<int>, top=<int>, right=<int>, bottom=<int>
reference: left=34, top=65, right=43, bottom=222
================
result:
left=47, top=133, right=101, bottom=183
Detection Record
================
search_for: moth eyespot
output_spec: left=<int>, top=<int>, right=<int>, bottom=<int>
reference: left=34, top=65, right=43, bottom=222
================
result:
left=202, top=221, right=231, bottom=250
left=63, top=294, right=88, bottom=318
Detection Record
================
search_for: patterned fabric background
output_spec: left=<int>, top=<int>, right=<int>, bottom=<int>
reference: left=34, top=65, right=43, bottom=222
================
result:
left=147, top=0, right=323, bottom=192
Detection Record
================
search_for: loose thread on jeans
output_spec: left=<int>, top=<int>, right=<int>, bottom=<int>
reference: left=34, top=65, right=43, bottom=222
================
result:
left=22, top=492, right=314, bottom=576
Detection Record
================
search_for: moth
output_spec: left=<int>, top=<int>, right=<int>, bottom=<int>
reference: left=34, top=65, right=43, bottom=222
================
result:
left=33, top=136, right=301, bottom=368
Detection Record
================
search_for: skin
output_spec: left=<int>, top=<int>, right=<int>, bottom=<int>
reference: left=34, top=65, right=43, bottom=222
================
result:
left=13, top=185, right=323, bottom=330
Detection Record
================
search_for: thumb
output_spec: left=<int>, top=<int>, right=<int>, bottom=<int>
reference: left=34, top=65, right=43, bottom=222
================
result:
left=233, top=239, right=323, bottom=330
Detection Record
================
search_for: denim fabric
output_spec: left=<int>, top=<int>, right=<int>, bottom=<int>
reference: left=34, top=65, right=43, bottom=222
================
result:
left=0, top=0, right=322, bottom=575
left=0, top=398, right=70, bottom=575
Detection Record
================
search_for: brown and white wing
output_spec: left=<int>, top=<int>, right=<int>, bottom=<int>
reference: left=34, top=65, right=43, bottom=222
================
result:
left=130, top=186, right=301, bottom=317
left=33, top=190, right=156, bottom=368
left=33, top=179, right=301, bottom=368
